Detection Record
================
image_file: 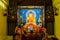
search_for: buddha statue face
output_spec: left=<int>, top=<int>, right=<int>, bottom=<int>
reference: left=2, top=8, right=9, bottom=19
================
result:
left=28, top=13, right=34, bottom=17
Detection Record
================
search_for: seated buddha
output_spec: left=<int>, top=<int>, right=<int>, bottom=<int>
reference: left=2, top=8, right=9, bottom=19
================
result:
left=27, top=13, right=36, bottom=24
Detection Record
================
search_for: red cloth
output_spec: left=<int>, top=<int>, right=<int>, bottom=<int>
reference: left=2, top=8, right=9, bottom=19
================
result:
left=27, top=33, right=34, bottom=39
left=16, top=27, right=24, bottom=34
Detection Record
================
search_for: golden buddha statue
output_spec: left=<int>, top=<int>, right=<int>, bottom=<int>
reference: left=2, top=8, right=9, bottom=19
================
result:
left=27, top=13, right=36, bottom=23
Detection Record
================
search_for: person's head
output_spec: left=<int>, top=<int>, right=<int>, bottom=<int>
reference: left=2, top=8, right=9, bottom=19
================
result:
left=30, top=30, right=33, bottom=34
left=24, top=31, right=27, bottom=34
left=18, top=25, right=21, bottom=28
left=13, top=33, right=20, bottom=40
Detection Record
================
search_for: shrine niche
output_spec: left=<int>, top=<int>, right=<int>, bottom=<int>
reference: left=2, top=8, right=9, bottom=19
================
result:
left=8, top=0, right=54, bottom=36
